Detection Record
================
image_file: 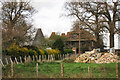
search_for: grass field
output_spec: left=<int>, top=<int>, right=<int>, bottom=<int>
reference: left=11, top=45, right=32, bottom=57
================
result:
left=2, top=61, right=120, bottom=78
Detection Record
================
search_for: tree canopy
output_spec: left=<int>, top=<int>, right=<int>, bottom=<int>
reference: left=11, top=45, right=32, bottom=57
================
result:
left=1, top=0, right=36, bottom=49
left=64, top=1, right=120, bottom=48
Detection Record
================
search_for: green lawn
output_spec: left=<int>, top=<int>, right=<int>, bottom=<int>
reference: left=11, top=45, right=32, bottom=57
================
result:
left=2, top=61, right=120, bottom=78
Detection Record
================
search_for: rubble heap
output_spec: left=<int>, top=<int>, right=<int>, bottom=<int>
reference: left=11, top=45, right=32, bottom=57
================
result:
left=74, top=49, right=119, bottom=63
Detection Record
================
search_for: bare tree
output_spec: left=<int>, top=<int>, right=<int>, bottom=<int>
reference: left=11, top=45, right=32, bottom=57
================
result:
left=64, top=1, right=105, bottom=49
left=1, top=0, right=36, bottom=50
left=98, top=1, right=120, bottom=48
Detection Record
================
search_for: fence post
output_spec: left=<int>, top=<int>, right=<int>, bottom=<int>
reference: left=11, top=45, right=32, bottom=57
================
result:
left=61, top=63, right=64, bottom=78
left=58, top=54, right=59, bottom=59
left=24, top=56, right=27, bottom=63
left=39, top=55, right=41, bottom=62
left=11, top=62, right=13, bottom=78
left=60, top=54, right=61, bottom=60
left=0, top=59, right=4, bottom=66
left=48, top=55, right=49, bottom=62
left=67, top=53, right=69, bottom=59
left=52, top=55, right=54, bottom=61
left=50, top=55, right=52, bottom=61
left=53, top=54, right=55, bottom=61
left=28, top=56, right=31, bottom=62
left=20, top=56, right=22, bottom=63
left=41, top=55, right=42, bottom=61
left=33, top=56, right=35, bottom=62
left=15, top=57, right=18, bottom=64
left=45, top=55, right=46, bottom=62
left=10, top=57, right=13, bottom=64
left=36, top=63, right=38, bottom=78
left=5, top=58, right=8, bottom=65
left=36, top=55, right=38, bottom=61
left=64, top=54, right=66, bottom=59
left=116, top=62, right=118, bottom=78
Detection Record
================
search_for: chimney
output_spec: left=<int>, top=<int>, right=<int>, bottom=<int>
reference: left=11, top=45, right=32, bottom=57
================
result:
left=67, top=32, right=70, bottom=37
left=52, top=32, right=55, bottom=35
left=50, top=32, right=55, bottom=39
left=61, top=33, right=65, bottom=36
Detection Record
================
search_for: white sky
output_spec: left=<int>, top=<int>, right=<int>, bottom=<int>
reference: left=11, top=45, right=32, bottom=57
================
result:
left=31, top=0, right=74, bottom=37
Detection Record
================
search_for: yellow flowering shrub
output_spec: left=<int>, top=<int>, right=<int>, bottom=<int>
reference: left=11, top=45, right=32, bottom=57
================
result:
left=7, top=43, right=61, bottom=58
left=7, top=43, right=21, bottom=57
left=28, top=49, right=38, bottom=56
left=46, top=49, right=60, bottom=55
left=39, top=49, right=44, bottom=55
left=7, top=43, right=37, bottom=57
left=21, top=47, right=29, bottom=56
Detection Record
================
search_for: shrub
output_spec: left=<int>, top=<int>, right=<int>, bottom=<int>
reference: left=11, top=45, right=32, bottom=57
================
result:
left=28, top=49, right=38, bottom=56
left=7, top=44, right=37, bottom=58
left=52, top=38, right=64, bottom=54
left=22, top=45, right=40, bottom=55
left=81, top=45, right=89, bottom=53
left=46, top=49, right=60, bottom=55
left=7, top=43, right=22, bottom=57
left=64, top=49, right=74, bottom=54
left=39, top=49, right=44, bottom=55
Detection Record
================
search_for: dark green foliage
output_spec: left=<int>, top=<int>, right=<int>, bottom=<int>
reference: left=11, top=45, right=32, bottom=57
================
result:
left=52, top=38, right=64, bottom=54
left=81, top=45, right=89, bottom=53
left=28, top=49, right=38, bottom=56
left=22, top=45, right=40, bottom=55
left=64, top=49, right=74, bottom=54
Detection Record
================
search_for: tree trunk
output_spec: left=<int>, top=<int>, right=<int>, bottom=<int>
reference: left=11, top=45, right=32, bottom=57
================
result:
left=95, top=32, right=100, bottom=48
left=109, top=32, right=114, bottom=48
left=109, top=21, right=115, bottom=48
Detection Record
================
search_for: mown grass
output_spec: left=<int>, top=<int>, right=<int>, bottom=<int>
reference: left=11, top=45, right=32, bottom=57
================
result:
left=2, top=62, right=120, bottom=78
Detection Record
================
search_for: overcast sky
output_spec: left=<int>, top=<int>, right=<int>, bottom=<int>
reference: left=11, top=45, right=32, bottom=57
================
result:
left=31, top=0, right=74, bottom=37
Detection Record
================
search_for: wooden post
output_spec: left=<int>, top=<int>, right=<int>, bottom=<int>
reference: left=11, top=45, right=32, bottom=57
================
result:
left=33, top=56, right=35, bottom=62
left=116, top=62, right=118, bottom=78
left=36, top=63, right=38, bottom=78
left=39, top=55, right=41, bottom=62
left=41, top=55, right=42, bottom=61
left=24, top=56, right=26, bottom=63
left=58, top=54, right=59, bottom=59
left=28, top=56, right=31, bottom=62
left=88, top=66, right=90, bottom=78
left=60, top=54, right=61, bottom=60
left=50, top=55, right=52, bottom=61
left=54, top=54, right=56, bottom=60
left=5, top=58, right=8, bottom=65
left=66, top=54, right=68, bottom=59
left=51, top=55, right=54, bottom=61
left=20, top=56, right=22, bottom=63
left=36, top=55, right=38, bottom=61
left=48, top=55, right=49, bottom=62
left=63, top=54, right=66, bottom=59
left=88, top=66, right=89, bottom=73
left=61, top=63, right=64, bottom=78
left=45, top=55, right=46, bottom=62
left=67, top=54, right=70, bottom=59
left=10, top=57, right=13, bottom=64
left=15, top=57, right=18, bottom=64
left=79, top=22, right=81, bottom=55
left=11, top=62, right=13, bottom=78
left=0, top=59, right=4, bottom=66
